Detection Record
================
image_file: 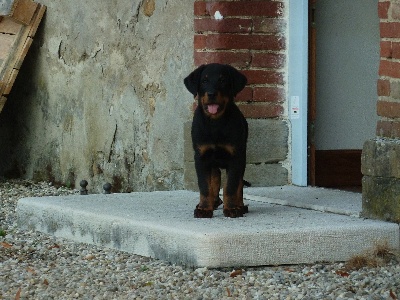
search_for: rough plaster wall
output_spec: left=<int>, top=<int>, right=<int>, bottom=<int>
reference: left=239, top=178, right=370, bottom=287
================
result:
left=0, top=0, right=12, bottom=15
left=0, top=0, right=194, bottom=192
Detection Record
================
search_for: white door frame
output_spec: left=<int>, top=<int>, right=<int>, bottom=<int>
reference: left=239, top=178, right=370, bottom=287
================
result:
left=288, top=0, right=309, bottom=186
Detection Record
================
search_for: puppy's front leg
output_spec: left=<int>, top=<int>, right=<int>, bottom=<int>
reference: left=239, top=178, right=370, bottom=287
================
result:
left=223, top=165, right=246, bottom=218
left=194, top=162, right=221, bottom=218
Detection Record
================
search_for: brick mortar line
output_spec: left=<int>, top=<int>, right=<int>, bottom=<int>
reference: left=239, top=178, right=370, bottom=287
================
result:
left=249, top=84, right=285, bottom=88
left=236, top=102, right=283, bottom=105
left=380, top=38, right=400, bottom=41
left=378, top=96, right=400, bottom=102
left=380, top=57, right=400, bottom=63
left=194, top=32, right=286, bottom=37
left=379, top=77, right=400, bottom=82
left=377, top=116, right=400, bottom=122
left=380, top=76, right=400, bottom=80
left=194, top=49, right=287, bottom=54
left=194, top=16, right=286, bottom=19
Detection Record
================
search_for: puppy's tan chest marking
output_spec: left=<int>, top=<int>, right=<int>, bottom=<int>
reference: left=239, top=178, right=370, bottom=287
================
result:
left=197, top=144, right=236, bottom=156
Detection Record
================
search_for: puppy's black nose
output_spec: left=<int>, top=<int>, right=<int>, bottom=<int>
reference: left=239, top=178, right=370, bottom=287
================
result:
left=207, top=92, right=216, bottom=99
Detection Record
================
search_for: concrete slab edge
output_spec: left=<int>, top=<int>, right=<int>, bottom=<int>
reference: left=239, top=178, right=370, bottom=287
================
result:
left=17, top=197, right=400, bottom=268
left=243, top=193, right=360, bottom=217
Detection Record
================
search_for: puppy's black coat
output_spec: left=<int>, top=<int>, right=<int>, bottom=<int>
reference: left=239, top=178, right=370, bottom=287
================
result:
left=184, top=63, right=248, bottom=218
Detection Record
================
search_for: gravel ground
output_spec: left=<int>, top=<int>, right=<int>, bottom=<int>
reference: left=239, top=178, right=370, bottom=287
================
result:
left=1, top=179, right=399, bottom=300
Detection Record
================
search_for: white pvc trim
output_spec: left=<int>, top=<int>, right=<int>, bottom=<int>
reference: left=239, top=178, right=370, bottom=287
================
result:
left=288, top=0, right=308, bottom=186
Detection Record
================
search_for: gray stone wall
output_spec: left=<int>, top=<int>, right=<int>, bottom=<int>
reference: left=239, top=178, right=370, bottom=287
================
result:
left=361, top=139, right=400, bottom=223
left=0, top=0, right=194, bottom=192
left=0, top=0, right=12, bottom=15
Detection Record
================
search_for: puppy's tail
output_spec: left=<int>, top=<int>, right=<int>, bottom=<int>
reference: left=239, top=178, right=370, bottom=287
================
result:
left=243, top=180, right=251, bottom=187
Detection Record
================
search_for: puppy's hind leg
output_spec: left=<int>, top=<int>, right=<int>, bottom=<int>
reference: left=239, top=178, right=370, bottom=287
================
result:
left=236, top=177, right=248, bottom=214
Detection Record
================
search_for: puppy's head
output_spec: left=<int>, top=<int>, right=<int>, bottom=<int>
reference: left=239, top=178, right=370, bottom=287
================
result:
left=184, top=63, right=247, bottom=119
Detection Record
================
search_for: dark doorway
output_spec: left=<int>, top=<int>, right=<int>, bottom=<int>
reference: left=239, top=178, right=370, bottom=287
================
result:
left=308, top=0, right=380, bottom=192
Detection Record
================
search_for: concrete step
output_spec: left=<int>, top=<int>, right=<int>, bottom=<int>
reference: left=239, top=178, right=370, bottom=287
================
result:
left=16, top=187, right=399, bottom=268
left=243, top=186, right=362, bottom=217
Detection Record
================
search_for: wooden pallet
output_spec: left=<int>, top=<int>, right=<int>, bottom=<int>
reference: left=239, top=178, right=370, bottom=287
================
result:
left=0, top=0, right=46, bottom=113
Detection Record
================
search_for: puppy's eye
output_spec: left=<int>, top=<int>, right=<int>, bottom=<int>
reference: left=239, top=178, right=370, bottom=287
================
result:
left=219, top=77, right=226, bottom=84
left=201, top=79, right=208, bottom=85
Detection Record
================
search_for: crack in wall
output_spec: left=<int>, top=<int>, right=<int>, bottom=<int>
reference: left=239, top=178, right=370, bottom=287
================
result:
left=108, top=124, right=118, bottom=163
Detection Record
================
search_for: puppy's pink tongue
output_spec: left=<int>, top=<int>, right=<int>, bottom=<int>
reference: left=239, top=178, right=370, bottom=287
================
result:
left=207, top=104, right=219, bottom=114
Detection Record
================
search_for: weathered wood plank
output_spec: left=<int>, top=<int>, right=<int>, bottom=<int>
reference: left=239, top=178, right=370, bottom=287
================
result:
left=1, top=10, right=35, bottom=82
left=0, top=16, right=23, bottom=34
left=3, top=68, right=18, bottom=95
left=11, top=0, right=38, bottom=25
left=0, top=96, right=7, bottom=113
left=14, top=36, right=32, bottom=69
left=0, top=33, right=17, bottom=60
left=0, top=80, right=5, bottom=96
left=0, top=0, right=46, bottom=114
left=0, top=32, right=19, bottom=79
left=0, top=33, right=18, bottom=77
left=28, top=4, right=45, bottom=37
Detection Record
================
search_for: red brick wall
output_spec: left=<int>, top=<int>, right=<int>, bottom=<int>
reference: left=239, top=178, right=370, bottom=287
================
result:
left=193, top=0, right=286, bottom=118
left=377, top=0, right=400, bottom=137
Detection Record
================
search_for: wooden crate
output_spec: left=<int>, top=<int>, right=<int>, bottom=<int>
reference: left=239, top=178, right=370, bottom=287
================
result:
left=0, top=0, right=46, bottom=113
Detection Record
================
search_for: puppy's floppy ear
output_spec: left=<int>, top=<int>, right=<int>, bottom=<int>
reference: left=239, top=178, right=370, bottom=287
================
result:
left=227, top=65, right=247, bottom=96
left=184, top=64, right=207, bottom=96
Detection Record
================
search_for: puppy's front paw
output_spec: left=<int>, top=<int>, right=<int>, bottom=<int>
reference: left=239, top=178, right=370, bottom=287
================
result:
left=194, top=208, right=213, bottom=218
left=223, top=208, right=244, bottom=218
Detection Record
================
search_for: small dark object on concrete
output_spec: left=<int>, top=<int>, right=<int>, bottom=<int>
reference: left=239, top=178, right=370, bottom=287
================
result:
left=103, top=183, right=112, bottom=194
left=80, top=180, right=88, bottom=195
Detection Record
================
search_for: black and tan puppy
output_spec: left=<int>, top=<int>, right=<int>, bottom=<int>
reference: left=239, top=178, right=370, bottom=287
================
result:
left=184, top=63, right=249, bottom=218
